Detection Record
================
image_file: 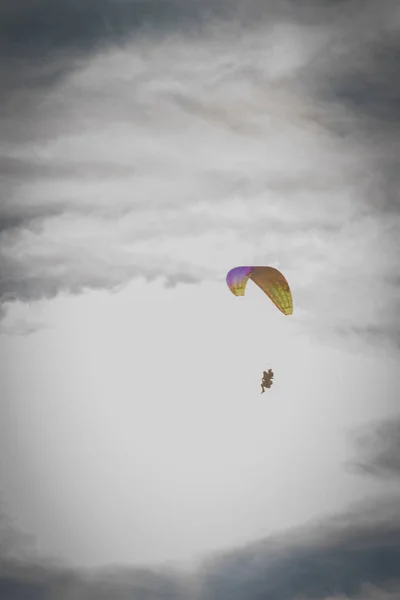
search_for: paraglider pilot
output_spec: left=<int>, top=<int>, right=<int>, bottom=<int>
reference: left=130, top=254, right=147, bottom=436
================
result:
left=261, top=369, right=274, bottom=393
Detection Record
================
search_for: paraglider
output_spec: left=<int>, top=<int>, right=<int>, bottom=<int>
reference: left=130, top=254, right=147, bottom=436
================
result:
left=226, top=266, right=293, bottom=392
left=226, top=266, right=293, bottom=315
left=261, top=369, right=274, bottom=393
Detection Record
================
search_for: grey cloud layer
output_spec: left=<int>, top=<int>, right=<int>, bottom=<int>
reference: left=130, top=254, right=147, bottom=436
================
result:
left=3, top=402, right=400, bottom=597
left=0, top=0, right=370, bottom=62
left=1, top=0, right=400, bottom=349
left=199, top=500, right=400, bottom=600
left=349, top=414, right=400, bottom=480
left=1, top=496, right=400, bottom=599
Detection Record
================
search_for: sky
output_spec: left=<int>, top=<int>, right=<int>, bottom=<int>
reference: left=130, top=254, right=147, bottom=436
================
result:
left=1, top=0, right=400, bottom=598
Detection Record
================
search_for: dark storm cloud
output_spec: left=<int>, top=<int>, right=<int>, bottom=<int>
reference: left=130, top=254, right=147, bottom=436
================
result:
left=198, top=499, right=400, bottom=600
left=0, top=561, right=194, bottom=600
left=296, top=2, right=400, bottom=216
left=2, top=0, right=399, bottom=122
left=0, top=1, right=217, bottom=152
left=0, top=0, right=359, bottom=62
left=332, top=34, right=400, bottom=126
left=1, top=0, right=395, bottom=91
left=348, top=415, right=400, bottom=480
left=0, top=0, right=206, bottom=60
left=1, top=497, right=400, bottom=599
left=0, top=0, right=217, bottom=145
left=0, top=505, right=193, bottom=597
left=0, top=507, right=193, bottom=599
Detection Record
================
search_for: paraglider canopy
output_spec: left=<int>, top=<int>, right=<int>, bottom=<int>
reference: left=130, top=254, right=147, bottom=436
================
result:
left=226, top=266, right=293, bottom=315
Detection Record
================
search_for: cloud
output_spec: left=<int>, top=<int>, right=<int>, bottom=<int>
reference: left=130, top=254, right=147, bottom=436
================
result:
left=198, top=497, right=400, bottom=600
left=1, top=0, right=400, bottom=353
left=348, top=415, right=400, bottom=480
left=0, top=506, right=194, bottom=599
left=0, top=0, right=369, bottom=66
left=1, top=495, right=400, bottom=599
left=0, top=0, right=211, bottom=59
left=0, top=561, right=194, bottom=600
